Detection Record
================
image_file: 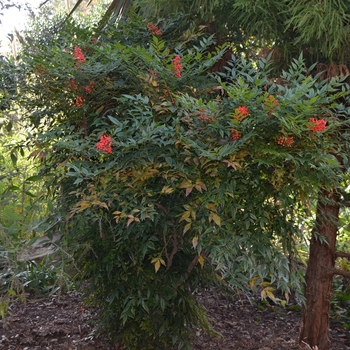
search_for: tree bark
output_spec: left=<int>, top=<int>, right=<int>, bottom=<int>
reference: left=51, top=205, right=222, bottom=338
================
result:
left=299, top=189, right=340, bottom=350
left=65, top=0, right=71, bottom=14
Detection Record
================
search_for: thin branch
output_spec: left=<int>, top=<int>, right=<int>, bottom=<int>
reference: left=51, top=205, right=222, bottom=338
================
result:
left=95, top=0, right=133, bottom=35
left=165, top=234, right=178, bottom=271
left=335, top=251, right=350, bottom=259
left=301, top=341, right=318, bottom=350
left=175, top=254, right=199, bottom=289
left=154, top=202, right=176, bottom=224
left=155, top=203, right=178, bottom=270
left=39, top=0, right=51, bottom=8
left=332, top=268, right=350, bottom=279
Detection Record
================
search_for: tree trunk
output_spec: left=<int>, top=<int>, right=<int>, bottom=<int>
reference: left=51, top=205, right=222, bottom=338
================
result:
left=65, top=0, right=71, bottom=14
left=299, top=189, right=340, bottom=350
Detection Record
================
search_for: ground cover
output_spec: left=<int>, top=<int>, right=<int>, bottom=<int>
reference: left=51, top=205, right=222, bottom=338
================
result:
left=1, top=287, right=349, bottom=350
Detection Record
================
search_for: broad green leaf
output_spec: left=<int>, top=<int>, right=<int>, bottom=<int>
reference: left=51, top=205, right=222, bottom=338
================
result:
left=25, top=175, right=43, bottom=182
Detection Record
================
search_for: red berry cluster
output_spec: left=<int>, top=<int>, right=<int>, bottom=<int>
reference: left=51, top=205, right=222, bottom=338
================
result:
left=72, top=95, right=86, bottom=108
left=67, top=78, right=78, bottom=90
left=199, top=110, right=212, bottom=122
left=96, top=135, right=113, bottom=154
left=309, top=118, right=327, bottom=132
left=230, top=106, right=248, bottom=140
left=265, top=95, right=278, bottom=113
left=230, top=129, right=241, bottom=141
left=73, top=46, right=86, bottom=63
left=277, top=135, right=294, bottom=147
left=147, top=22, right=162, bottom=36
left=233, top=106, right=249, bottom=121
left=68, top=80, right=95, bottom=108
left=84, top=81, right=95, bottom=94
left=150, top=70, right=158, bottom=79
left=172, top=55, right=182, bottom=78
left=199, top=115, right=213, bottom=122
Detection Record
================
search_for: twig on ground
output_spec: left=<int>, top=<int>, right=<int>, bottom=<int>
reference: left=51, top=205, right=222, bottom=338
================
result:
left=301, top=341, right=319, bottom=350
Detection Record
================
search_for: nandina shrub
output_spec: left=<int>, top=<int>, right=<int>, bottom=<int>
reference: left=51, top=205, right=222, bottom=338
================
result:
left=15, top=14, right=348, bottom=350
left=17, top=17, right=226, bottom=349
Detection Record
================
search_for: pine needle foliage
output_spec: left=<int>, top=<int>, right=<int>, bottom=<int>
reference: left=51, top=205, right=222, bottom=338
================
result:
left=286, top=0, right=350, bottom=63
left=133, top=0, right=350, bottom=66
left=67, top=0, right=350, bottom=68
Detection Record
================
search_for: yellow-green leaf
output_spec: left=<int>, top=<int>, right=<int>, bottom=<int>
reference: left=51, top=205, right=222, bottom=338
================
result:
left=161, top=185, right=174, bottom=194
left=215, top=273, right=225, bottom=282
left=180, top=180, right=192, bottom=188
left=195, top=184, right=203, bottom=192
left=91, top=200, right=109, bottom=210
left=195, top=181, right=207, bottom=192
left=151, top=78, right=158, bottom=87
left=192, top=236, right=198, bottom=249
left=154, top=259, right=161, bottom=272
left=266, top=290, right=276, bottom=303
left=151, top=257, right=166, bottom=273
left=190, top=210, right=196, bottom=220
left=209, top=212, right=221, bottom=227
left=127, top=216, right=134, bottom=227
left=285, top=293, right=290, bottom=304
left=207, top=203, right=217, bottom=212
left=261, top=286, right=276, bottom=302
left=198, top=255, right=205, bottom=268
left=78, top=200, right=91, bottom=210
left=183, top=222, right=192, bottom=234
left=179, top=210, right=191, bottom=223
left=223, top=159, right=241, bottom=169
left=249, top=277, right=259, bottom=289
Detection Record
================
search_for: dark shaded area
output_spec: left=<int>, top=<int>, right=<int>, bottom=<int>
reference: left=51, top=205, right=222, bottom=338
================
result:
left=0, top=287, right=349, bottom=350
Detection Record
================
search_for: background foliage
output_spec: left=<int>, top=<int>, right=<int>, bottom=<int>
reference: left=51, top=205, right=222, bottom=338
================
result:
left=1, top=1, right=350, bottom=349
left=4, top=9, right=347, bottom=347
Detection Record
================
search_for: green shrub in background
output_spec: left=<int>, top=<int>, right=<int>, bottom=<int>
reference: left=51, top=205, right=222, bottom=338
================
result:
left=12, top=14, right=349, bottom=349
left=0, top=51, right=57, bottom=241
left=0, top=56, right=73, bottom=321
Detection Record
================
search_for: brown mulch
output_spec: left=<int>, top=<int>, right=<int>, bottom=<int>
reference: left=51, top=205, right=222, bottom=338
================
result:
left=0, top=288, right=349, bottom=350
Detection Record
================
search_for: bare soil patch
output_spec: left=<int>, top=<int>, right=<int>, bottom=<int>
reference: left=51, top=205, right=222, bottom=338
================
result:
left=0, top=288, right=349, bottom=350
